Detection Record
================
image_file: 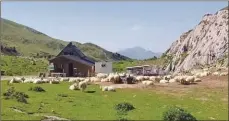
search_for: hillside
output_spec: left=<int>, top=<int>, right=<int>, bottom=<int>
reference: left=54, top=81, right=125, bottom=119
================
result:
left=117, top=46, right=162, bottom=60
left=1, top=18, right=130, bottom=61
left=165, top=6, right=228, bottom=73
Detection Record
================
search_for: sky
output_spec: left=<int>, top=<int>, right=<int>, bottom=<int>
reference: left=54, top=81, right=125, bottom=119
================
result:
left=2, top=1, right=227, bottom=53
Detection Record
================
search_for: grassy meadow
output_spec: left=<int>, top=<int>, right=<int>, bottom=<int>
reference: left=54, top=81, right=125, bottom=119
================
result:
left=1, top=80, right=228, bottom=120
left=1, top=56, right=48, bottom=76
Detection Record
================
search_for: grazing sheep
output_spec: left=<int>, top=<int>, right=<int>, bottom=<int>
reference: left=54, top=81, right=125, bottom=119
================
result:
left=101, top=78, right=109, bottom=82
left=159, top=79, right=169, bottom=83
left=220, top=72, right=228, bottom=76
left=142, top=81, right=154, bottom=86
left=90, top=77, right=101, bottom=82
left=111, top=74, right=122, bottom=84
left=136, top=76, right=144, bottom=82
left=169, top=79, right=176, bottom=83
left=78, top=81, right=87, bottom=91
left=143, top=76, right=150, bottom=80
left=149, top=76, right=156, bottom=81
left=50, top=79, right=60, bottom=84
left=83, top=78, right=91, bottom=84
left=33, top=78, right=43, bottom=84
left=96, top=73, right=108, bottom=79
left=100, top=86, right=116, bottom=92
left=60, top=78, right=70, bottom=82
left=155, top=76, right=162, bottom=83
left=69, top=78, right=80, bottom=83
left=69, top=83, right=79, bottom=90
left=194, top=78, right=201, bottom=82
left=212, top=72, right=220, bottom=76
left=42, top=78, right=50, bottom=83
left=107, top=86, right=116, bottom=92
left=10, top=77, right=23, bottom=83
left=163, top=75, right=172, bottom=81
left=23, top=78, right=34, bottom=83
left=185, top=76, right=195, bottom=84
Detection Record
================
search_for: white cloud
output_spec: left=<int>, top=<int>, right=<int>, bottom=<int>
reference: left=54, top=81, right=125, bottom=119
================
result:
left=131, top=24, right=143, bottom=31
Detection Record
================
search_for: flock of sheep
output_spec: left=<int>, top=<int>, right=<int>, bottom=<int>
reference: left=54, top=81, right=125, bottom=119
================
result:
left=8, top=68, right=228, bottom=92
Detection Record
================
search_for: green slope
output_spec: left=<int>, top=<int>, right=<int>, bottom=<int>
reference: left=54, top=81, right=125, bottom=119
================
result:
left=1, top=18, right=130, bottom=61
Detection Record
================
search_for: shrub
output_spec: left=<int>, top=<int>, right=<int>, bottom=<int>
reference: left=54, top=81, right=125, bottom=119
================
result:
left=3, top=86, right=15, bottom=97
left=3, top=87, right=29, bottom=104
left=29, top=86, right=45, bottom=92
left=162, top=106, right=197, bottom=121
left=115, top=102, right=135, bottom=112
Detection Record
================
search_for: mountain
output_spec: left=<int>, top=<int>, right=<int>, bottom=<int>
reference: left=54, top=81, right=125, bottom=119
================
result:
left=1, top=18, right=130, bottom=61
left=117, top=46, right=162, bottom=60
left=165, top=6, right=228, bottom=73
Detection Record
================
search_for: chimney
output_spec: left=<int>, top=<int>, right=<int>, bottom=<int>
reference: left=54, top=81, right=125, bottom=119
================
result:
left=69, top=42, right=72, bottom=46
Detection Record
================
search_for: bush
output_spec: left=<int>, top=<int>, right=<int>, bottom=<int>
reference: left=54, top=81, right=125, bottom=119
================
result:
left=162, top=106, right=197, bottom=121
left=29, top=86, right=45, bottom=92
left=115, top=102, right=135, bottom=112
left=3, top=87, right=29, bottom=104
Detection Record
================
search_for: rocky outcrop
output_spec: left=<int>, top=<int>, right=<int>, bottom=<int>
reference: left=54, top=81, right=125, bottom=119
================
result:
left=166, top=6, right=228, bottom=73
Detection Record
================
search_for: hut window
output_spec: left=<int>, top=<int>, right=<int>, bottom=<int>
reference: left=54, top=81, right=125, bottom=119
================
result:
left=64, top=52, right=68, bottom=55
left=70, top=52, right=73, bottom=55
left=101, top=64, right=106, bottom=67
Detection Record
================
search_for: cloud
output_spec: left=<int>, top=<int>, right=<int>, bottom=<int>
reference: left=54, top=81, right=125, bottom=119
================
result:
left=131, top=24, right=143, bottom=31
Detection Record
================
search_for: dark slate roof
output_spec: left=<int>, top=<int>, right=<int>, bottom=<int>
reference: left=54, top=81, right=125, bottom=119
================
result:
left=52, top=42, right=95, bottom=65
left=57, top=42, right=86, bottom=58
left=50, top=55, right=94, bottom=66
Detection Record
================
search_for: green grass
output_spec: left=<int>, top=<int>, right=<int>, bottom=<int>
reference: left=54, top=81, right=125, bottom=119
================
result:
left=1, top=81, right=228, bottom=120
left=1, top=56, right=48, bottom=76
left=113, top=57, right=169, bottom=72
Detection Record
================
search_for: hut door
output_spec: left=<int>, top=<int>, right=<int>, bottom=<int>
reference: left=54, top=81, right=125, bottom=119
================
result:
left=68, top=63, right=73, bottom=77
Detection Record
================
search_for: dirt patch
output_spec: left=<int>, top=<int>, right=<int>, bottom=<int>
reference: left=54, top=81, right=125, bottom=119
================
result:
left=97, top=75, right=228, bottom=96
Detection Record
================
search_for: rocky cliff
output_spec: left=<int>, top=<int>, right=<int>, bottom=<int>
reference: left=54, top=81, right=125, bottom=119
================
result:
left=165, top=6, right=228, bottom=73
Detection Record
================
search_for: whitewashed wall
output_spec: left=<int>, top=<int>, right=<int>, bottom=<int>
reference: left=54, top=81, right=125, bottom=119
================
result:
left=95, top=62, right=112, bottom=74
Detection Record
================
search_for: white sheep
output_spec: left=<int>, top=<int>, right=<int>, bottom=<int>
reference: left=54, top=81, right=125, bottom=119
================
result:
left=159, top=79, right=169, bottom=83
left=10, top=77, right=23, bottom=83
left=185, top=76, right=195, bottom=84
left=154, top=76, right=162, bottom=83
left=149, top=76, right=156, bottom=81
left=23, top=78, right=34, bottom=83
left=136, top=76, right=144, bottom=81
left=220, top=72, right=228, bottom=76
left=100, top=86, right=116, bottom=92
left=212, top=72, right=220, bottom=76
left=163, top=75, right=172, bottom=81
left=69, top=78, right=80, bottom=83
left=101, top=78, right=109, bottom=82
left=69, top=83, right=79, bottom=90
left=33, top=78, right=43, bottom=84
left=143, top=76, right=150, bottom=80
left=90, top=77, right=101, bottom=82
left=169, top=79, right=176, bottom=83
left=83, top=78, right=91, bottom=84
left=60, top=78, right=70, bottom=82
left=194, top=78, right=201, bottom=82
left=142, top=81, right=154, bottom=86
left=78, top=81, right=87, bottom=91
left=96, top=73, right=108, bottom=79
left=107, top=86, right=116, bottom=92
left=49, top=79, right=60, bottom=84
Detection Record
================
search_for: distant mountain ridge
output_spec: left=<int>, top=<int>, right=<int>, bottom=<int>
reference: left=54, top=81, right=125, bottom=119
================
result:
left=117, top=46, right=162, bottom=60
left=1, top=18, right=130, bottom=61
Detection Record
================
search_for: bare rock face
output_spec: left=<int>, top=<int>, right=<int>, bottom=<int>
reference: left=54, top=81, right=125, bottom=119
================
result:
left=166, top=7, right=228, bottom=73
